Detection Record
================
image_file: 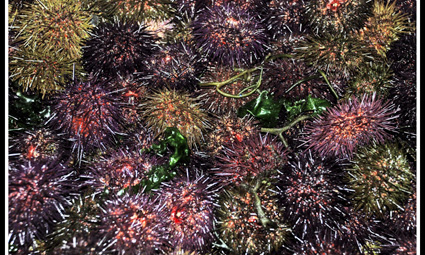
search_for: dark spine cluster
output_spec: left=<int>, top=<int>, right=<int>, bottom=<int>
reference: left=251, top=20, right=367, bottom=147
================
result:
left=276, top=150, right=349, bottom=239
left=83, top=19, right=158, bottom=78
left=8, top=0, right=417, bottom=254
left=192, top=3, right=269, bottom=67
left=159, top=173, right=217, bottom=252
left=48, top=79, right=126, bottom=160
left=8, top=159, right=77, bottom=252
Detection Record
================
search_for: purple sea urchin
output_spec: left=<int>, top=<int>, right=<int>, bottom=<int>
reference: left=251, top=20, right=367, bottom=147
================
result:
left=8, top=159, right=76, bottom=252
left=205, top=0, right=266, bottom=12
left=9, top=128, right=63, bottom=162
left=192, top=3, right=269, bottom=67
left=305, top=93, right=398, bottom=158
left=82, top=19, right=158, bottom=78
left=263, top=0, right=308, bottom=40
left=112, top=74, right=149, bottom=131
left=159, top=173, right=216, bottom=252
left=276, top=150, right=348, bottom=239
left=141, top=88, right=210, bottom=149
left=389, top=192, right=416, bottom=236
left=292, top=229, right=368, bottom=255
left=347, top=142, right=414, bottom=217
left=216, top=182, right=290, bottom=254
left=214, top=133, right=286, bottom=187
left=386, top=34, right=416, bottom=147
left=261, top=57, right=333, bottom=102
left=86, top=148, right=165, bottom=193
left=144, top=42, right=206, bottom=90
left=48, top=79, right=126, bottom=160
left=382, top=238, right=417, bottom=255
left=99, top=193, right=169, bottom=254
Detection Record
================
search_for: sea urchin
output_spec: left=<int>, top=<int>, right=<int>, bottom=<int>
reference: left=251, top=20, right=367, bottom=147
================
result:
left=192, top=3, right=269, bottom=67
left=305, top=93, right=398, bottom=158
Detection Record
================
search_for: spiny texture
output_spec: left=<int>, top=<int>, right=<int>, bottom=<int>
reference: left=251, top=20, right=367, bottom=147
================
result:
left=263, top=0, right=308, bottom=40
left=144, top=18, right=175, bottom=41
left=305, top=0, right=372, bottom=35
left=216, top=183, right=290, bottom=254
left=204, top=0, right=266, bottom=12
left=8, top=159, right=76, bottom=252
left=112, top=74, right=149, bottom=131
left=295, top=34, right=375, bottom=79
left=347, top=62, right=393, bottom=96
left=305, top=93, right=398, bottom=158
left=170, top=0, right=209, bottom=24
left=395, top=0, right=416, bottom=19
left=95, top=0, right=174, bottom=23
left=9, top=48, right=76, bottom=97
left=9, top=128, right=63, bottom=162
left=336, top=207, right=380, bottom=254
left=292, top=229, right=369, bottom=255
left=261, top=57, right=333, bottom=102
left=141, top=89, right=210, bottom=149
left=121, top=125, right=157, bottom=152
left=41, top=193, right=104, bottom=254
left=86, top=148, right=165, bottom=193
left=388, top=192, right=416, bottom=236
left=387, top=33, right=416, bottom=81
left=144, top=42, right=205, bottom=90
left=387, top=35, right=416, bottom=148
left=169, top=248, right=199, bottom=255
left=192, top=3, right=269, bottom=67
left=48, top=79, right=126, bottom=160
left=347, top=142, right=414, bottom=217
left=159, top=173, right=216, bottom=252
left=206, top=114, right=259, bottom=156
left=276, top=151, right=348, bottom=240
left=197, top=66, right=260, bottom=114
left=99, top=193, right=169, bottom=254
left=356, top=0, right=413, bottom=57
left=83, top=20, right=158, bottom=78
left=214, top=134, right=286, bottom=186
left=382, top=238, right=417, bottom=255
left=16, top=0, right=92, bottom=61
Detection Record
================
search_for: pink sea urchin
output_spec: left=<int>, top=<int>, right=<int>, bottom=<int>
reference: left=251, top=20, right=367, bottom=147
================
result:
left=159, top=172, right=216, bottom=252
left=305, top=93, right=398, bottom=158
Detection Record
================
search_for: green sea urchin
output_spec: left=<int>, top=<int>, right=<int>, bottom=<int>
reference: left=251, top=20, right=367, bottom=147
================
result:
left=141, top=88, right=210, bottom=149
left=16, top=0, right=92, bottom=61
left=216, top=182, right=290, bottom=254
left=347, top=142, right=414, bottom=217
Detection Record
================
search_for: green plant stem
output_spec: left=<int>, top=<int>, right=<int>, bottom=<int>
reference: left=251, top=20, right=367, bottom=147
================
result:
left=261, top=114, right=311, bottom=144
left=250, top=180, right=277, bottom=229
left=201, top=67, right=263, bottom=98
left=199, top=53, right=293, bottom=99
left=285, top=74, right=321, bottom=94
left=199, top=66, right=260, bottom=88
left=318, top=70, right=339, bottom=100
